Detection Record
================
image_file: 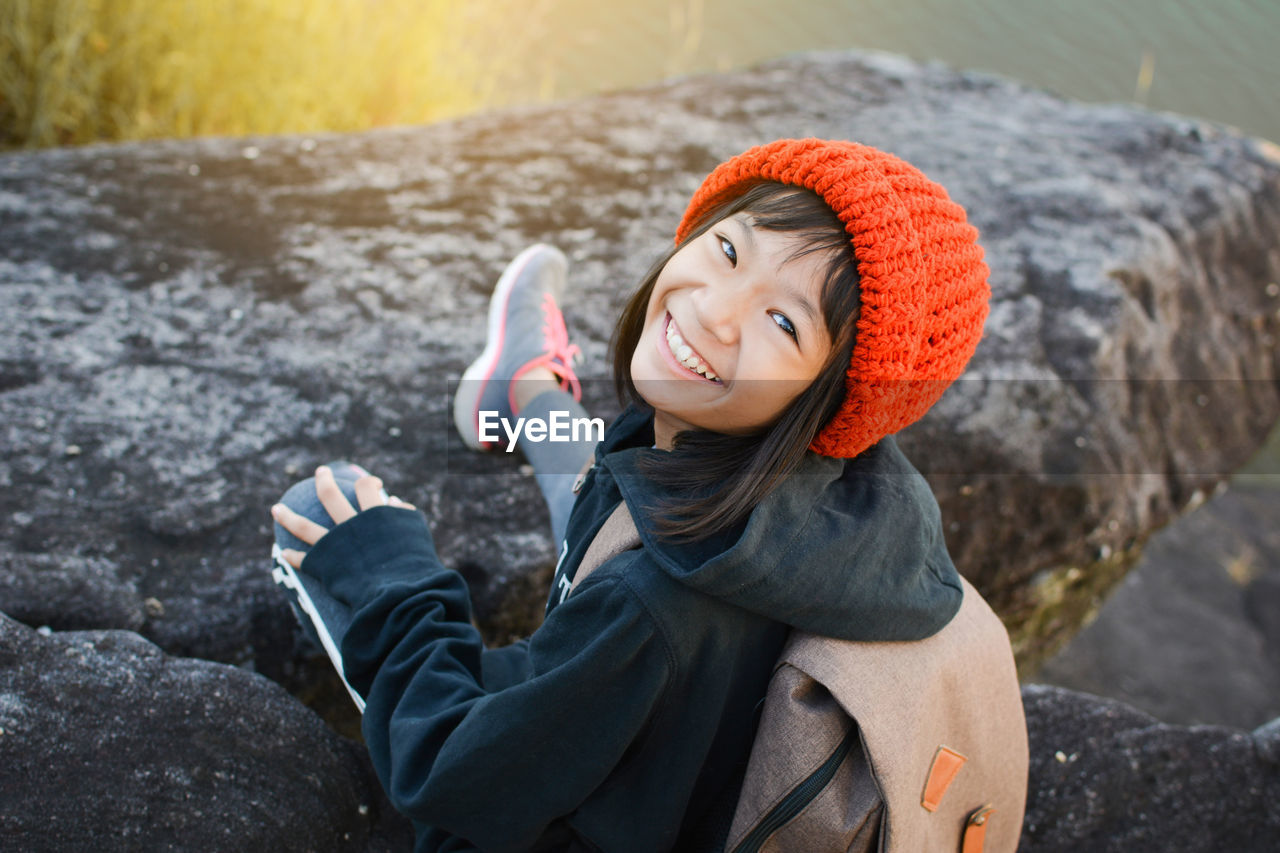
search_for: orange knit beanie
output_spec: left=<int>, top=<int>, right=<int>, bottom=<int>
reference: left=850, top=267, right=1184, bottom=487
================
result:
left=676, top=138, right=991, bottom=459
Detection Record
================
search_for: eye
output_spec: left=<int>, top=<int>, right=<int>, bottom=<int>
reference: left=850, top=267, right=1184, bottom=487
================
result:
left=771, top=311, right=798, bottom=341
left=717, top=235, right=737, bottom=267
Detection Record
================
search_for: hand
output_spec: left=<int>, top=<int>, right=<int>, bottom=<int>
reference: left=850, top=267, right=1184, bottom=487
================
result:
left=271, top=465, right=415, bottom=569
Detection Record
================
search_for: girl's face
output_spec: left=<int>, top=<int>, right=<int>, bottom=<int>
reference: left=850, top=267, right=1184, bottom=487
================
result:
left=631, top=213, right=837, bottom=450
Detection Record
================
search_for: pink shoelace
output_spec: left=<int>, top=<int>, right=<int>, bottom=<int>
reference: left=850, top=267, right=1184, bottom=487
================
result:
left=508, top=291, right=582, bottom=415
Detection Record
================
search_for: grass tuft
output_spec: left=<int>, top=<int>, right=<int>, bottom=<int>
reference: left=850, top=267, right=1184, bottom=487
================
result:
left=1, top=0, right=539, bottom=150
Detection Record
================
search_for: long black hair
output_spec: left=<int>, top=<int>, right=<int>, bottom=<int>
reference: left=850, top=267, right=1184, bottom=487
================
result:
left=610, top=181, right=862, bottom=543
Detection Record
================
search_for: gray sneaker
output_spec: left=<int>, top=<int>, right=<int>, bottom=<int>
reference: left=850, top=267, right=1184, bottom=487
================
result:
left=453, top=244, right=582, bottom=450
left=271, top=543, right=365, bottom=713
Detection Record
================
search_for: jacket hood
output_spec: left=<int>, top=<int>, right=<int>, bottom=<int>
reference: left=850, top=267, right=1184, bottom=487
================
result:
left=598, top=405, right=963, bottom=641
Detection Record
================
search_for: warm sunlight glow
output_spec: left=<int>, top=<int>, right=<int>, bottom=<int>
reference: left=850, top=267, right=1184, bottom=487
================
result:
left=0, top=0, right=544, bottom=148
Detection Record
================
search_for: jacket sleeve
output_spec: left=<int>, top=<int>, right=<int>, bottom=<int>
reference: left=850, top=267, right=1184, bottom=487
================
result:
left=480, top=639, right=534, bottom=692
left=300, top=506, right=673, bottom=852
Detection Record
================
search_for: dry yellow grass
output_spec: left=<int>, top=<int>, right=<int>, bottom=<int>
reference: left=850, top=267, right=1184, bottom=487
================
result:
left=1, top=0, right=543, bottom=149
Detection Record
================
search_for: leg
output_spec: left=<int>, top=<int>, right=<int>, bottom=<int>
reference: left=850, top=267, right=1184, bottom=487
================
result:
left=518, top=388, right=598, bottom=546
left=451, top=244, right=593, bottom=544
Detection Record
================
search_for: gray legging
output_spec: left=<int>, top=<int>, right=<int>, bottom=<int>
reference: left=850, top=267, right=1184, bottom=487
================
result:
left=274, top=388, right=597, bottom=557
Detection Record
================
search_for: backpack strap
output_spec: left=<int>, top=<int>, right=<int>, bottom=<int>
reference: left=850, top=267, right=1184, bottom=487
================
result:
left=567, top=500, right=641, bottom=596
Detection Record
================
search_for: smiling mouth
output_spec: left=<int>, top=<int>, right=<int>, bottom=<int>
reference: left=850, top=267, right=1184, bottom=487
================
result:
left=663, top=313, right=721, bottom=383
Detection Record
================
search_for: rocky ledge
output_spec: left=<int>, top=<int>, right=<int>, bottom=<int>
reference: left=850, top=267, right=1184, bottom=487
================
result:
left=4, top=611, right=1276, bottom=850
left=1020, top=685, right=1280, bottom=850
left=1, top=50, right=1279, bottom=849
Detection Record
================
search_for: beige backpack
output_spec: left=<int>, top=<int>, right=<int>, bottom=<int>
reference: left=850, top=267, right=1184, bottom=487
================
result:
left=571, top=500, right=1028, bottom=853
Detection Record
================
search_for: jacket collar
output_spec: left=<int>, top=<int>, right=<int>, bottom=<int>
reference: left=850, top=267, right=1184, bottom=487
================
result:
left=592, top=404, right=963, bottom=642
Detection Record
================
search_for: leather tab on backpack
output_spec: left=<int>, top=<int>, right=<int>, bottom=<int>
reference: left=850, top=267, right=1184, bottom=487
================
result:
left=921, top=745, right=967, bottom=812
left=961, top=805, right=994, bottom=853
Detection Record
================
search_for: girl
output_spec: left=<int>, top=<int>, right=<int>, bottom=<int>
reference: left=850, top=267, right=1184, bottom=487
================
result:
left=271, top=138, right=991, bottom=852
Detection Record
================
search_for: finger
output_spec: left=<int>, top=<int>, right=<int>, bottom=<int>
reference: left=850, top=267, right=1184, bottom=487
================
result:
left=388, top=496, right=417, bottom=511
left=354, top=475, right=386, bottom=511
left=315, top=465, right=357, bottom=525
left=271, top=503, right=329, bottom=545
left=281, top=548, right=305, bottom=569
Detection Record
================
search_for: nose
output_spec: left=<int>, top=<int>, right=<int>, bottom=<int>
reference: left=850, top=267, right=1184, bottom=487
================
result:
left=691, top=276, right=743, bottom=346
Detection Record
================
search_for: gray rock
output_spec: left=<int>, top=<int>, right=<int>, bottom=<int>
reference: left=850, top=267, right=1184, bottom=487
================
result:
left=1020, top=684, right=1280, bottom=851
left=1036, top=483, right=1280, bottom=729
left=0, top=612, right=412, bottom=851
left=3, top=51, right=1278, bottom=673
left=0, top=551, right=143, bottom=632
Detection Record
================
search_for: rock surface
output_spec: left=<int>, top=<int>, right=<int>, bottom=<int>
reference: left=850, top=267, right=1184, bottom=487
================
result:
left=0, top=612, right=413, bottom=851
left=1019, top=684, right=1280, bottom=851
left=2, top=48, right=1280, bottom=849
left=3, top=604, right=1274, bottom=853
left=2, top=51, right=1279, bottom=672
left=1037, top=481, right=1280, bottom=729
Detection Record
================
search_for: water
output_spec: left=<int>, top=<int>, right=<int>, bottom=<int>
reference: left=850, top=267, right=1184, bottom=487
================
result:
left=511, top=0, right=1279, bottom=144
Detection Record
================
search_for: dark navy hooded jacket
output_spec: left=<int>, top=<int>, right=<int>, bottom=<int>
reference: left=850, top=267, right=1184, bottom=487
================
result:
left=301, top=404, right=963, bottom=852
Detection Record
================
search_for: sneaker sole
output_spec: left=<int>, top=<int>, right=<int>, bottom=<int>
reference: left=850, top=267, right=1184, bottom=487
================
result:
left=453, top=244, right=569, bottom=450
left=271, top=544, right=366, bottom=713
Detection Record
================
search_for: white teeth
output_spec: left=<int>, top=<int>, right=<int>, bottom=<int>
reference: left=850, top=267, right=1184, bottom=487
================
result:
left=665, top=317, right=718, bottom=381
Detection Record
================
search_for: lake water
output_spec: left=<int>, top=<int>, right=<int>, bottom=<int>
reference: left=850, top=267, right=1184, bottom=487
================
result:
left=503, top=0, right=1279, bottom=144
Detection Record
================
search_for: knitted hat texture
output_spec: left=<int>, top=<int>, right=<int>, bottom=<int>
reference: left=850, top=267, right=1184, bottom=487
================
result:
left=676, top=138, right=990, bottom=459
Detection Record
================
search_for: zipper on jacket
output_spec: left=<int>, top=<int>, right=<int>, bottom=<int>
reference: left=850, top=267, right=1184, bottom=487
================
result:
left=729, top=725, right=860, bottom=853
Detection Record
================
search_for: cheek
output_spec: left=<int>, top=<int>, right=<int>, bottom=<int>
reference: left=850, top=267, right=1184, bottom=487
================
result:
left=629, top=340, right=645, bottom=375
left=641, top=286, right=668, bottom=330
left=629, top=324, right=660, bottom=381
left=631, top=290, right=665, bottom=360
